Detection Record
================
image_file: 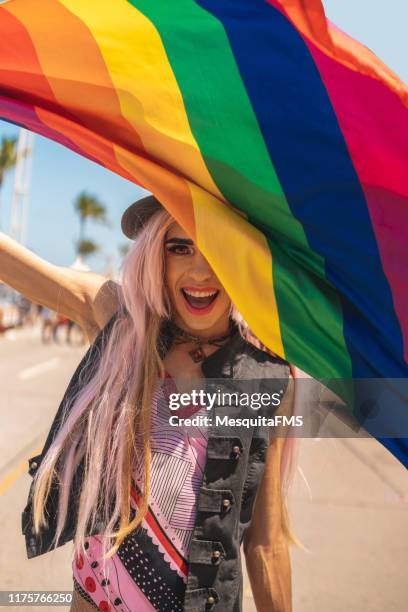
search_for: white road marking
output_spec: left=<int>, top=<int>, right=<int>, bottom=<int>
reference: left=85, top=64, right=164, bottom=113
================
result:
left=4, top=331, right=17, bottom=341
left=19, top=357, right=60, bottom=381
left=4, top=327, right=39, bottom=342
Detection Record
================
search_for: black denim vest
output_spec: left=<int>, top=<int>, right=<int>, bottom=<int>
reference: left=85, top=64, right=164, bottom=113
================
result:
left=22, top=315, right=289, bottom=611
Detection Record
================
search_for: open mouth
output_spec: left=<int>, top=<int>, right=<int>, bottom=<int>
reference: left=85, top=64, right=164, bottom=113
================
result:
left=181, top=288, right=219, bottom=313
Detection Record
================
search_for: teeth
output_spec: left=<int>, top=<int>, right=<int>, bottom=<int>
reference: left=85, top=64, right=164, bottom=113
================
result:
left=183, top=289, right=217, bottom=298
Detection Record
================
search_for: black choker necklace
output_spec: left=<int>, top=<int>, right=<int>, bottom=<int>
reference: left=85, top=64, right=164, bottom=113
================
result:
left=169, top=319, right=236, bottom=363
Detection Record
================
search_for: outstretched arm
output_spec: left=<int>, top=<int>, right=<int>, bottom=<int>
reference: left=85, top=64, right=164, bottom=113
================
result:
left=0, top=232, right=120, bottom=341
left=243, top=376, right=295, bottom=612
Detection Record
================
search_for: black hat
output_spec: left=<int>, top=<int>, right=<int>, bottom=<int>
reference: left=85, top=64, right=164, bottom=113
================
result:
left=121, top=194, right=164, bottom=239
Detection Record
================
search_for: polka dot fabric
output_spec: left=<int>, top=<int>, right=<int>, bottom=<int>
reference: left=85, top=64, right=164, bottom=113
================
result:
left=73, top=535, right=157, bottom=611
left=72, top=376, right=209, bottom=611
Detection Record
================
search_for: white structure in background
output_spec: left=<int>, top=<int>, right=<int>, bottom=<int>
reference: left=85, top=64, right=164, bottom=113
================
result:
left=10, top=128, right=34, bottom=245
left=71, top=253, right=114, bottom=276
left=70, top=256, right=90, bottom=272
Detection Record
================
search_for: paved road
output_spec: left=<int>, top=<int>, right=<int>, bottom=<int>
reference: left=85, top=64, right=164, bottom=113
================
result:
left=0, top=326, right=407, bottom=611
left=0, top=325, right=85, bottom=611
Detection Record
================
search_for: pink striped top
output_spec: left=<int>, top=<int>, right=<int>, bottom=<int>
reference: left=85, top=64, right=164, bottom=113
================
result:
left=72, top=374, right=209, bottom=611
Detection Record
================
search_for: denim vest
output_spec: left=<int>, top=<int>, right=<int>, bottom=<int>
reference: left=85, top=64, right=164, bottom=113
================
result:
left=22, top=315, right=290, bottom=611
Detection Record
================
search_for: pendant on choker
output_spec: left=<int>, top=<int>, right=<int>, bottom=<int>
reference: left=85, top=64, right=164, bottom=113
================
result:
left=168, top=319, right=235, bottom=363
left=188, top=346, right=207, bottom=363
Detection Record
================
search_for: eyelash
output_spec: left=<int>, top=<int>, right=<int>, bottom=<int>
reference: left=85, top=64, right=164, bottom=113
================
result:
left=166, top=245, right=194, bottom=256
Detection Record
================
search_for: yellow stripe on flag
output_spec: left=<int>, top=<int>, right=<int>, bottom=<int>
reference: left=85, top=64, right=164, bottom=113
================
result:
left=190, top=184, right=285, bottom=357
left=61, top=0, right=222, bottom=202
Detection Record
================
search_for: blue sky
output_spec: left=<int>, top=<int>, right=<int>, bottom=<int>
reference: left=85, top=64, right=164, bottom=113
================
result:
left=0, top=0, right=406, bottom=273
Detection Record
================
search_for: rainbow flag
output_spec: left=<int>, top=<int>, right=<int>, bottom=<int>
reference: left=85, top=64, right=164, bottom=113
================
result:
left=0, top=0, right=407, bottom=465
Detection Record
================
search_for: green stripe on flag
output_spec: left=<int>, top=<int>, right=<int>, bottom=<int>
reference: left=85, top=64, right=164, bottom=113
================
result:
left=131, top=0, right=352, bottom=379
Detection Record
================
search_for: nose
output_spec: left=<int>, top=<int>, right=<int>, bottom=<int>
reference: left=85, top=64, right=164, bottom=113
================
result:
left=189, top=251, right=213, bottom=281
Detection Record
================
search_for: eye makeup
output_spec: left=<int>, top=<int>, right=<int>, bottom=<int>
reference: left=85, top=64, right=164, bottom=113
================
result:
left=165, top=238, right=194, bottom=246
left=165, top=237, right=195, bottom=255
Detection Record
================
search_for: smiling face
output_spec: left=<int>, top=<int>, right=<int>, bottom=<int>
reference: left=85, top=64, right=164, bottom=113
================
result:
left=164, top=222, right=231, bottom=338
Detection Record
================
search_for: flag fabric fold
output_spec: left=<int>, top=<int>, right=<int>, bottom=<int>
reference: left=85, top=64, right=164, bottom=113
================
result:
left=0, top=0, right=407, bottom=465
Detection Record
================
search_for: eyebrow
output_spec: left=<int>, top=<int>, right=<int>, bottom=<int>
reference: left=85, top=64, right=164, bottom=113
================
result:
left=165, top=237, right=194, bottom=245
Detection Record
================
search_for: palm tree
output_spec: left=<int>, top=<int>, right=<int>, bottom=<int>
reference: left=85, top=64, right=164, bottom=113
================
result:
left=0, top=136, right=17, bottom=228
left=77, top=239, right=99, bottom=257
left=71, top=239, right=99, bottom=271
left=118, top=242, right=130, bottom=258
left=73, top=191, right=108, bottom=245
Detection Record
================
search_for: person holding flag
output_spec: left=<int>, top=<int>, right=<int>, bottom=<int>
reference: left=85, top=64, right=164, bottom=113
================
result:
left=0, top=194, right=298, bottom=611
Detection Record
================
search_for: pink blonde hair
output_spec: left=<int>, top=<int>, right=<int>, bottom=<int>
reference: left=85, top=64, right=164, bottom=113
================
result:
left=31, top=207, right=298, bottom=563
